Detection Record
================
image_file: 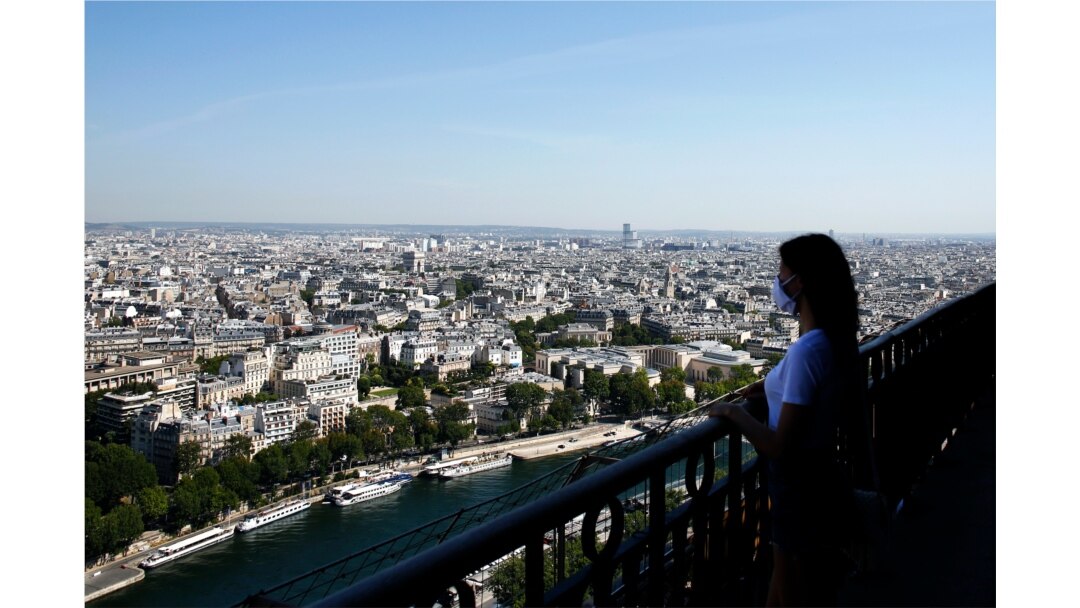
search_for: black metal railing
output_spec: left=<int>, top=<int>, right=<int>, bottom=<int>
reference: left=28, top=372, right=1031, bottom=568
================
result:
left=240, top=283, right=995, bottom=607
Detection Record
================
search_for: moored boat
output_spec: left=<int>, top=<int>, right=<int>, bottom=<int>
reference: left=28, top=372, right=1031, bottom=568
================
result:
left=438, top=453, right=513, bottom=479
left=332, top=472, right=413, bottom=507
left=237, top=499, right=310, bottom=532
left=139, top=526, right=235, bottom=569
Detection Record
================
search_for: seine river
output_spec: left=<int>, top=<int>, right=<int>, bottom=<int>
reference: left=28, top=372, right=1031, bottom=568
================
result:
left=92, top=452, right=583, bottom=607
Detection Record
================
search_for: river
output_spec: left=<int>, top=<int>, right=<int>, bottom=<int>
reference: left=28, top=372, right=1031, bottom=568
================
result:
left=92, top=452, right=584, bottom=607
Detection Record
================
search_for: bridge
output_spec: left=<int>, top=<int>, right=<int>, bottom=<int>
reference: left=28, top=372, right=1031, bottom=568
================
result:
left=238, top=283, right=995, bottom=607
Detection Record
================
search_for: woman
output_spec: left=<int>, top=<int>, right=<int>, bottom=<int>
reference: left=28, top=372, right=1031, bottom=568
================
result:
left=710, top=233, right=859, bottom=606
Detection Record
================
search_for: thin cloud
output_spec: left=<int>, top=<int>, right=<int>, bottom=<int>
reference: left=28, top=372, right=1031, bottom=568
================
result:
left=90, top=21, right=753, bottom=145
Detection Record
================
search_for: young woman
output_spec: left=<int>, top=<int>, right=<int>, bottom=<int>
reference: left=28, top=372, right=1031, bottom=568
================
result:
left=710, top=233, right=859, bottom=606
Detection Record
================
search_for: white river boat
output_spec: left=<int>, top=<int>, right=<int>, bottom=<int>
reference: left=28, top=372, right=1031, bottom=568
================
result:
left=139, top=526, right=235, bottom=569
left=236, top=499, right=310, bottom=532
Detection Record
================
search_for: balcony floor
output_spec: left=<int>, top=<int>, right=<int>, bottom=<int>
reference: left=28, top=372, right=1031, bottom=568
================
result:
left=838, top=384, right=995, bottom=607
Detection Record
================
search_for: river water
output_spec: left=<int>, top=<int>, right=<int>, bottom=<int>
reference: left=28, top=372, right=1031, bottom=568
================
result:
left=92, top=453, right=583, bottom=607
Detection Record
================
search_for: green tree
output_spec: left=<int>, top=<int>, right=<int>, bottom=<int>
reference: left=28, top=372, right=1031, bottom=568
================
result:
left=253, top=443, right=289, bottom=486
left=435, top=401, right=474, bottom=447
left=327, top=432, right=364, bottom=465
left=311, top=439, right=333, bottom=476
left=356, top=376, right=372, bottom=399
left=292, top=420, right=319, bottom=443
left=195, top=354, right=230, bottom=375
left=215, top=456, right=262, bottom=505
left=135, top=485, right=169, bottom=527
left=85, top=389, right=108, bottom=441
left=660, top=366, right=687, bottom=383
left=106, top=504, right=144, bottom=555
left=85, top=498, right=105, bottom=559
left=396, top=379, right=427, bottom=409
left=547, top=390, right=575, bottom=429
left=489, top=537, right=588, bottom=608
left=582, top=370, right=610, bottom=405
left=609, top=369, right=654, bottom=419
left=694, top=381, right=725, bottom=403
left=656, top=379, right=688, bottom=410
left=223, top=434, right=253, bottom=460
left=170, top=467, right=239, bottom=528
left=299, top=288, right=316, bottom=308
left=287, top=439, right=314, bottom=479
left=407, top=408, right=435, bottom=452
left=505, top=382, right=547, bottom=420
left=85, top=441, right=158, bottom=512
left=173, top=440, right=203, bottom=479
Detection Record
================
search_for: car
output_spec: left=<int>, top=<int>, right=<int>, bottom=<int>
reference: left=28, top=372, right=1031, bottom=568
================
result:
left=557, top=444, right=565, bottom=449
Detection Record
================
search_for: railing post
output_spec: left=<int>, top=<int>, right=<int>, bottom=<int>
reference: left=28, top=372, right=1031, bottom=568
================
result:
left=525, top=535, right=544, bottom=607
left=648, top=469, right=667, bottom=606
left=725, top=430, right=744, bottom=596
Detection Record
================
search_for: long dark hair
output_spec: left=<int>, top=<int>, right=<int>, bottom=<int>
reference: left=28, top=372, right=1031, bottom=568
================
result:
left=778, top=233, right=858, bottom=356
left=780, top=234, right=870, bottom=485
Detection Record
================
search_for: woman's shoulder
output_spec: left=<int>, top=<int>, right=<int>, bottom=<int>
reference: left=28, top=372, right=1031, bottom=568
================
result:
left=790, top=329, right=830, bottom=354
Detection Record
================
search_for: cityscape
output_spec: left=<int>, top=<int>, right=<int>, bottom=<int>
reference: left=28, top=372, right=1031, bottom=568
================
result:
left=75, top=1, right=997, bottom=606
left=83, top=221, right=995, bottom=605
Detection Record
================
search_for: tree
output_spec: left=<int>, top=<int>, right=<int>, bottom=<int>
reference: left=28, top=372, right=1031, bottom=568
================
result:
left=85, top=389, right=109, bottom=441
left=223, top=434, right=253, bottom=460
left=170, top=467, right=238, bottom=528
left=135, top=485, right=169, bottom=527
left=173, top=440, right=203, bottom=479
left=505, top=382, right=547, bottom=420
left=311, top=439, right=334, bottom=476
left=609, top=369, right=654, bottom=419
left=489, top=537, right=588, bottom=608
left=327, top=432, right=364, bottom=465
left=396, top=379, right=427, bottom=409
left=215, top=456, right=262, bottom=505
left=253, top=443, right=289, bottom=486
left=582, top=370, right=610, bottom=405
left=706, top=366, right=724, bottom=382
left=299, top=288, right=316, bottom=308
left=292, top=420, right=319, bottom=443
left=85, top=498, right=105, bottom=559
left=195, top=354, right=230, bottom=375
left=356, top=376, right=372, bottom=399
left=435, top=400, right=474, bottom=447
left=660, top=366, right=687, bottom=383
left=106, top=504, right=144, bottom=555
left=408, top=408, right=435, bottom=452
left=85, top=441, right=158, bottom=511
left=694, top=380, right=726, bottom=403
left=547, top=390, right=575, bottom=429
left=656, top=379, right=688, bottom=410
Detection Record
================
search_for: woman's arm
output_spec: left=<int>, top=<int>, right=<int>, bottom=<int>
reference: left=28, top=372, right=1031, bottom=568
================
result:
left=709, top=401, right=805, bottom=460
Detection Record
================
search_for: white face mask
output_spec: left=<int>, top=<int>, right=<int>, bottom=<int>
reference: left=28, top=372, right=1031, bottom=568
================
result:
left=772, top=274, right=800, bottom=314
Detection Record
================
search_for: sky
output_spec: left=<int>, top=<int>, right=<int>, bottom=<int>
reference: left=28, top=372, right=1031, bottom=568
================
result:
left=84, top=1, right=995, bottom=234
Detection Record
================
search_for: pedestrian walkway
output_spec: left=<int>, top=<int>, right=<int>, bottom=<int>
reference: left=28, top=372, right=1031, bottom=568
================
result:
left=838, top=385, right=995, bottom=607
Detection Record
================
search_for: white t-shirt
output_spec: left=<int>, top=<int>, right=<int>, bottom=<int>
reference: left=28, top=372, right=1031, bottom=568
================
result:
left=763, top=329, right=834, bottom=443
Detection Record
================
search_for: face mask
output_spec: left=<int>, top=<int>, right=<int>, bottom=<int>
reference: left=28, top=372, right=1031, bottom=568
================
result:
left=772, top=274, right=800, bottom=314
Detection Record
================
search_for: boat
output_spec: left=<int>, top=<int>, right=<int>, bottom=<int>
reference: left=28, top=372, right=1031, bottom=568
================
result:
left=332, top=472, right=413, bottom=507
left=139, top=526, right=235, bottom=569
left=236, top=499, right=310, bottom=532
left=437, top=453, right=513, bottom=479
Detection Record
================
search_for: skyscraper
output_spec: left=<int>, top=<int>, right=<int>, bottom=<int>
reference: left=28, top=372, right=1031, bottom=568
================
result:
left=623, top=223, right=642, bottom=249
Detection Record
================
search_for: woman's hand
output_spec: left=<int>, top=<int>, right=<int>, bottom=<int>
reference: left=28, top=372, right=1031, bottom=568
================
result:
left=737, top=381, right=765, bottom=400
left=709, top=402, right=735, bottom=418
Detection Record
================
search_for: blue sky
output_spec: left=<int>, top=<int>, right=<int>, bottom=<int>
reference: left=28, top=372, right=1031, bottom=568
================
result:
left=85, top=1, right=995, bottom=233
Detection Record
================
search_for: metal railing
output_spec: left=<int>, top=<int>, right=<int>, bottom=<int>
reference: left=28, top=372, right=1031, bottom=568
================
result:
left=240, top=283, right=995, bottom=607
